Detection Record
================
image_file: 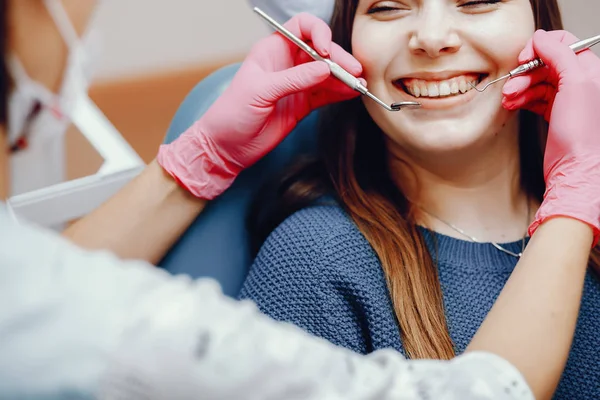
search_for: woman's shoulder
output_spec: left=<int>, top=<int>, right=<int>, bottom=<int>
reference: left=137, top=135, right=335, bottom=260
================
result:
left=242, top=201, right=396, bottom=354
left=243, top=203, right=366, bottom=299
left=270, top=201, right=368, bottom=253
left=254, top=200, right=384, bottom=282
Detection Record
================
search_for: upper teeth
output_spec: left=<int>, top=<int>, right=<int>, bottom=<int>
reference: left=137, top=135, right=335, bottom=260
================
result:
left=400, top=75, right=481, bottom=98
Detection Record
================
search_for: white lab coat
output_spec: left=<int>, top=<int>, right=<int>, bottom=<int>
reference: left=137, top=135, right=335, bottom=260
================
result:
left=0, top=204, right=533, bottom=399
left=248, top=0, right=335, bottom=24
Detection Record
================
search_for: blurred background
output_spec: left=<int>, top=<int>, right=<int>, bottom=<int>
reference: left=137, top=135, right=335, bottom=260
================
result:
left=84, top=0, right=597, bottom=166
left=87, top=0, right=270, bottom=166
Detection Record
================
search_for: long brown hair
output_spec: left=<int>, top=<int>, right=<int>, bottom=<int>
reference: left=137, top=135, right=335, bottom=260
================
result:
left=249, top=0, right=600, bottom=360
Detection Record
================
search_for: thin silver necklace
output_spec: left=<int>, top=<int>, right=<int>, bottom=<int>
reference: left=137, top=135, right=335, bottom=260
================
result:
left=417, top=203, right=529, bottom=259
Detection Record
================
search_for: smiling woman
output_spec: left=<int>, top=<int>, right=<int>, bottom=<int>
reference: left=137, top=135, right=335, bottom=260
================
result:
left=239, top=0, right=600, bottom=399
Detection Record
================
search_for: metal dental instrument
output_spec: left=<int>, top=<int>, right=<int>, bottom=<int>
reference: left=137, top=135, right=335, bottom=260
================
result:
left=472, top=34, right=600, bottom=92
left=253, top=7, right=421, bottom=111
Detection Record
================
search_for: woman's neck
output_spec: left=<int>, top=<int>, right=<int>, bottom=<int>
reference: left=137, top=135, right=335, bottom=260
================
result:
left=389, top=116, right=535, bottom=243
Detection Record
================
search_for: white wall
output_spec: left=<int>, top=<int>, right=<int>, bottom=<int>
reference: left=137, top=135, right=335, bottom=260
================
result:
left=558, top=0, right=599, bottom=46
left=93, top=0, right=270, bottom=80
left=92, top=0, right=599, bottom=81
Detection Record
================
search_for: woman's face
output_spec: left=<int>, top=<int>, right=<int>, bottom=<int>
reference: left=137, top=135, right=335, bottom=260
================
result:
left=352, top=0, right=536, bottom=157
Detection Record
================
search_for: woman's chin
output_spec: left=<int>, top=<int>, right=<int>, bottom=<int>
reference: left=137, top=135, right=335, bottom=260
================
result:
left=385, top=116, right=514, bottom=158
left=366, top=82, right=515, bottom=159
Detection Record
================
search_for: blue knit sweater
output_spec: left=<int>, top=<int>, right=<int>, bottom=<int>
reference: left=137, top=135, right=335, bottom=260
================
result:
left=239, top=204, right=600, bottom=399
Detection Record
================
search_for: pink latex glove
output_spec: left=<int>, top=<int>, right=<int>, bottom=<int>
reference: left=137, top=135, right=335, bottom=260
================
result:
left=502, top=30, right=600, bottom=244
left=157, top=13, right=363, bottom=199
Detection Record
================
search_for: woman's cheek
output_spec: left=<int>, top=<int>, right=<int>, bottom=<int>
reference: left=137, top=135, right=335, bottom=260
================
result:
left=482, top=17, right=536, bottom=70
left=352, top=31, right=389, bottom=81
left=351, top=29, right=370, bottom=64
left=497, top=33, right=534, bottom=71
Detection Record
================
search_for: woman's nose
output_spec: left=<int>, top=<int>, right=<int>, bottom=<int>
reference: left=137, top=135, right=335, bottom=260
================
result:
left=408, top=10, right=462, bottom=58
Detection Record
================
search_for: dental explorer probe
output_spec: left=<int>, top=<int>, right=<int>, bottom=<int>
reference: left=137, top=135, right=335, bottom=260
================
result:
left=472, top=33, right=600, bottom=92
left=253, top=7, right=421, bottom=111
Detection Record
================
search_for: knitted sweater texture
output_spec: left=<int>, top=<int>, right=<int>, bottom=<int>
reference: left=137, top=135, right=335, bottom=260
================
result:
left=239, top=205, right=600, bottom=399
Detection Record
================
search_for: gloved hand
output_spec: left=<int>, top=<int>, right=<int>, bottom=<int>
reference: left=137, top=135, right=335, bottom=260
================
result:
left=157, top=13, right=363, bottom=199
left=502, top=30, right=600, bottom=244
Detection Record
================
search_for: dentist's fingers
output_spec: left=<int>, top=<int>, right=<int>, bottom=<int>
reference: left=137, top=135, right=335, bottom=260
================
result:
left=528, top=30, right=600, bottom=71
left=517, top=30, right=581, bottom=64
left=252, top=12, right=333, bottom=63
left=309, top=77, right=366, bottom=109
left=295, top=48, right=320, bottom=67
left=329, top=43, right=363, bottom=76
left=502, top=82, right=554, bottom=109
left=503, top=69, right=552, bottom=99
left=520, top=29, right=600, bottom=76
left=263, top=58, right=362, bottom=107
left=295, top=42, right=363, bottom=76
left=262, top=61, right=331, bottom=103
left=282, top=12, right=333, bottom=58
left=530, top=30, right=587, bottom=86
left=318, top=75, right=366, bottom=95
left=285, top=13, right=367, bottom=78
left=505, top=29, right=586, bottom=98
left=502, top=83, right=555, bottom=120
left=503, top=96, right=553, bottom=121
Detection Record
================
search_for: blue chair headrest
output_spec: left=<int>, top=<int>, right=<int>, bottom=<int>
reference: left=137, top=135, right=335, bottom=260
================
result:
left=160, top=63, right=321, bottom=297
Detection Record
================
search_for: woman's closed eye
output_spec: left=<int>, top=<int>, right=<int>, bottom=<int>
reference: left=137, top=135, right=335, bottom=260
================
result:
left=367, top=1, right=410, bottom=15
left=368, top=0, right=503, bottom=16
left=459, top=0, right=503, bottom=10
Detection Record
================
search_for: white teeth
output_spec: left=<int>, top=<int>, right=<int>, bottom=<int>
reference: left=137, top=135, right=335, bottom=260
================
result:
left=450, top=81, right=459, bottom=94
left=427, top=83, right=439, bottom=97
left=402, top=75, right=482, bottom=98
left=413, top=86, right=421, bottom=97
left=439, top=82, right=451, bottom=96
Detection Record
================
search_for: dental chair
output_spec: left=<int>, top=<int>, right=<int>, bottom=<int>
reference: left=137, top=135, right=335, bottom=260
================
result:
left=159, top=63, right=320, bottom=297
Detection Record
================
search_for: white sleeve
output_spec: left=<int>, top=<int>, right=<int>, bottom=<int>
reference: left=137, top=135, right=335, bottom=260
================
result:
left=248, top=0, right=335, bottom=24
left=0, top=205, right=534, bottom=400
